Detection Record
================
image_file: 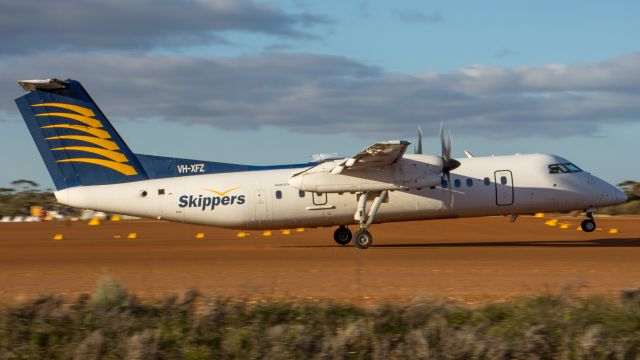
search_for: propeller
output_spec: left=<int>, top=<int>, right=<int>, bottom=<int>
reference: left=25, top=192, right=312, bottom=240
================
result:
left=440, top=123, right=461, bottom=179
left=439, top=123, right=461, bottom=199
left=414, top=126, right=423, bottom=154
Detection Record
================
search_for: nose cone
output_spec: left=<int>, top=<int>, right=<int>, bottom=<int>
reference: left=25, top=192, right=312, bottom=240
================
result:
left=616, top=188, right=628, bottom=204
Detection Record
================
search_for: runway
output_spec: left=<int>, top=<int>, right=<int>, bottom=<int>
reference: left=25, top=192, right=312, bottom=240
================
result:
left=0, top=215, right=638, bottom=304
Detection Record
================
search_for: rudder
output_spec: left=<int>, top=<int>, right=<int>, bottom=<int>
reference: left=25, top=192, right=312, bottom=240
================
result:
left=15, top=79, right=147, bottom=190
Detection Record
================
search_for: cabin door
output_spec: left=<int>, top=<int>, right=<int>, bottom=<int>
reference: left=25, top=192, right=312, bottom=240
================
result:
left=254, top=189, right=268, bottom=222
left=494, top=170, right=514, bottom=206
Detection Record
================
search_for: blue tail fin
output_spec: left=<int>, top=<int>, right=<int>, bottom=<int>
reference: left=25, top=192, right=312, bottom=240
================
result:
left=15, top=79, right=148, bottom=190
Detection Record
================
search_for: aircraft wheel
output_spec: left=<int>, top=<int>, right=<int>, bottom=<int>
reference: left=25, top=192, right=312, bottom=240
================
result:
left=354, top=230, right=373, bottom=249
left=581, top=219, right=596, bottom=232
left=333, top=226, right=352, bottom=245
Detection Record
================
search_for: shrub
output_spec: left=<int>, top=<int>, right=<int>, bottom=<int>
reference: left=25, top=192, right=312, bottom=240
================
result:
left=2, top=281, right=640, bottom=359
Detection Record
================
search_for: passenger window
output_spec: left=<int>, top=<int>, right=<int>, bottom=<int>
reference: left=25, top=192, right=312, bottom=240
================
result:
left=441, top=178, right=448, bottom=188
left=298, top=190, right=305, bottom=198
left=466, top=179, right=473, bottom=187
left=501, top=176, right=508, bottom=185
left=454, top=179, right=461, bottom=188
left=275, top=190, right=282, bottom=199
left=484, top=177, right=490, bottom=186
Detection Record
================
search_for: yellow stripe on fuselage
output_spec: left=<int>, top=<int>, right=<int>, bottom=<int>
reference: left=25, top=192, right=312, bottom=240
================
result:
left=57, top=158, right=137, bottom=176
left=32, top=103, right=95, bottom=117
left=45, top=135, right=119, bottom=151
left=41, top=124, right=111, bottom=139
left=51, top=146, right=128, bottom=163
left=36, top=112, right=102, bottom=128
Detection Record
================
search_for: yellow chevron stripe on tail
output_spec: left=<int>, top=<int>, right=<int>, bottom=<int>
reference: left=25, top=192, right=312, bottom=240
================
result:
left=41, top=124, right=111, bottom=139
left=45, top=135, right=120, bottom=151
left=51, top=146, right=128, bottom=163
left=57, top=158, right=137, bottom=176
left=31, top=102, right=96, bottom=117
left=36, top=112, right=102, bottom=128
left=16, top=79, right=148, bottom=189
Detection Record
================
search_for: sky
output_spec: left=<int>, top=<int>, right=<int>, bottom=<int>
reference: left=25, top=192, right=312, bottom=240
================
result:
left=0, top=0, right=638, bottom=190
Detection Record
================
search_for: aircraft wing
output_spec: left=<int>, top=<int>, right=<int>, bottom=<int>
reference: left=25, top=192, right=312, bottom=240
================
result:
left=330, top=140, right=411, bottom=174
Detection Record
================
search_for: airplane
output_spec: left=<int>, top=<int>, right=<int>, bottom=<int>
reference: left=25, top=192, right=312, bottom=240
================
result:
left=15, top=78, right=628, bottom=249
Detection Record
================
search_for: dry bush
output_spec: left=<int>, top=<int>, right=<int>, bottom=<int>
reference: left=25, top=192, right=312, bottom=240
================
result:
left=1, top=279, right=640, bottom=359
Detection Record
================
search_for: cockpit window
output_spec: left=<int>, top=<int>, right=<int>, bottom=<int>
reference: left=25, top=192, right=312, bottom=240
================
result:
left=564, top=163, right=582, bottom=172
left=548, top=164, right=567, bottom=174
left=548, top=162, right=582, bottom=174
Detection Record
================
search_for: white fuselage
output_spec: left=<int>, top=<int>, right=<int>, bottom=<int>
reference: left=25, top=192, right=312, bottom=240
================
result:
left=54, top=153, right=626, bottom=230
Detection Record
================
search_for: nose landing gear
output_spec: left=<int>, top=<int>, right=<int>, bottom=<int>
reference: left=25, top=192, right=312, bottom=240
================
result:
left=581, top=219, right=596, bottom=232
left=581, top=211, right=596, bottom=232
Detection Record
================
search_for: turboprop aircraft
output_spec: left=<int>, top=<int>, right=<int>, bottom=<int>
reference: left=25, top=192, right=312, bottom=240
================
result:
left=15, top=78, right=628, bottom=249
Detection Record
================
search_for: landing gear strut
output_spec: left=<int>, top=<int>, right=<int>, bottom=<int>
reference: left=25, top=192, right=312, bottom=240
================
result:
left=353, top=190, right=388, bottom=249
left=581, top=211, right=596, bottom=232
left=333, top=226, right=352, bottom=245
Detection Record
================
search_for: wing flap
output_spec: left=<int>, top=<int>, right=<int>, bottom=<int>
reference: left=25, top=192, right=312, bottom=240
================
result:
left=332, top=140, right=410, bottom=174
left=295, top=140, right=411, bottom=176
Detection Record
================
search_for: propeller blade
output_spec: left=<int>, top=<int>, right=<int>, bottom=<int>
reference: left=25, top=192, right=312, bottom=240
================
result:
left=439, top=123, right=459, bottom=208
left=440, top=123, right=452, bottom=161
left=447, top=171, right=454, bottom=207
left=415, top=126, right=423, bottom=154
left=440, top=123, right=446, bottom=161
left=446, top=131, right=452, bottom=161
left=439, top=123, right=460, bottom=172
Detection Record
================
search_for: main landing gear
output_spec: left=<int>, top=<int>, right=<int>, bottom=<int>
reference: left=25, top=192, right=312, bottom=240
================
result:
left=334, top=190, right=388, bottom=250
left=581, top=211, right=596, bottom=233
left=333, top=226, right=352, bottom=245
left=354, top=229, right=373, bottom=249
left=334, top=226, right=374, bottom=249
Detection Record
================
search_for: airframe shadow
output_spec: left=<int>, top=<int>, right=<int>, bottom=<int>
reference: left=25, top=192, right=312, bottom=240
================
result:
left=374, top=238, right=640, bottom=248
left=278, top=238, right=640, bottom=249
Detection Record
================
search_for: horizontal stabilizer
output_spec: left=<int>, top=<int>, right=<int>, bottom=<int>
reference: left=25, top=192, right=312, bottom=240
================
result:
left=18, top=78, right=69, bottom=92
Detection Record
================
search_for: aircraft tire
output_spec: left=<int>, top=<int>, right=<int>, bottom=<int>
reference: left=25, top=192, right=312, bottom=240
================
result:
left=333, top=226, right=352, bottom=245
left=354, top=230, right=373, bottom=249
left=581, top=219, right=596, bottom=232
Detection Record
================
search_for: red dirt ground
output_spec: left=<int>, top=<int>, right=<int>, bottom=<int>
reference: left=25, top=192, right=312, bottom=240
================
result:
left=0, top=215, right=638, bottom=305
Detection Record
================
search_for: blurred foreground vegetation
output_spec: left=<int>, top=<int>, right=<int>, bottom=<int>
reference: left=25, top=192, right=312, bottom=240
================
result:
left=3, top=278, right=640, bottom=359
